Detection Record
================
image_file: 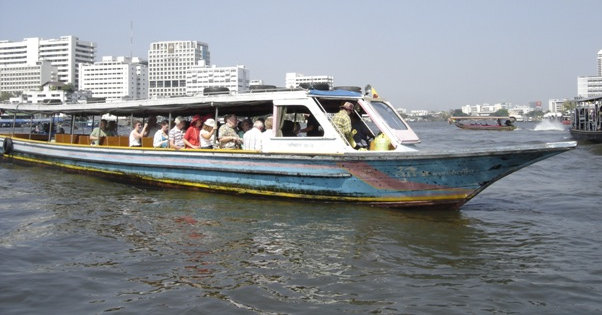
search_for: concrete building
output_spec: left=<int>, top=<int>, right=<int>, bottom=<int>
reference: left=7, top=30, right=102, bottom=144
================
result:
left=0, top=60, right=57, bottom=93
left=577, top=49, right=602, bottom=98
left=79, top=56, right=148, bottom=101
left=186, top=63, right=250, bottom=95
left=249, top=79, right=264, bottom=86
left=548, top=98, right=568, bottom=113
left=9, top=82, right=67, bottom=104
left=148, top=40, right=210, bottom=98
left=285, top=72, right=333, bottom=89
left=0, top=36, right=96, bottom=88
left=409, top=110, right=430, bottom=117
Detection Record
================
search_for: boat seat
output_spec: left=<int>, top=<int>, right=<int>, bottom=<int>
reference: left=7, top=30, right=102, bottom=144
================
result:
left=141, top=137, right=153, bottom=147
left=118, top=136, right=129, bottom=146
left=56, top=134, right=78, bottom=144
left=105, top=136, right=120, bottom=146
left=77, top=135, right=91, bottom=145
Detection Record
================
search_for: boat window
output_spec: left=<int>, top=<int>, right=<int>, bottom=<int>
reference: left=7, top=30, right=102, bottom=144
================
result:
left=369, top=101, right=408, bottom=130
left=275, top=105, right=324, bottom=137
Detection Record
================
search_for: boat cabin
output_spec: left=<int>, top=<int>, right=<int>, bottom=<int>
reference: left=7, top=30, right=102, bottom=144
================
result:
left=0, top=88, right=420, bottom=154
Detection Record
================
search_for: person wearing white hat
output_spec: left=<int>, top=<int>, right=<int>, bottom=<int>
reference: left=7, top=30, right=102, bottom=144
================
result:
left=200, top=118, right=217, bottom=149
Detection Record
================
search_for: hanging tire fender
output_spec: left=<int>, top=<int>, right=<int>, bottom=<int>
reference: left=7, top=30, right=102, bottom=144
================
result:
left=2, top=137, right=13, bottom=155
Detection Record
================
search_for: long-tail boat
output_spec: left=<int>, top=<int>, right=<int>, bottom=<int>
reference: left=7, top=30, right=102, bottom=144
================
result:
left=0, top=87, right=576, bottom=210
left=450, top=116, right=517, bottom=131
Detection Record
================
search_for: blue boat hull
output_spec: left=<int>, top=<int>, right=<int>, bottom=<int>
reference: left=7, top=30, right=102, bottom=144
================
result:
left=0, top=136, right=576, bottom=209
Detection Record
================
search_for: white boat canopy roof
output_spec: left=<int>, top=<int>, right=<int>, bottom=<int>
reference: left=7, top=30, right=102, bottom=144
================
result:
left=0, top=89, right=363, bottom=116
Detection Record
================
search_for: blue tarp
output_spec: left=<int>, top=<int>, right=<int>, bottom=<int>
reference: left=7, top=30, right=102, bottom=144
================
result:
left=308, top=89, right=362, bottom=97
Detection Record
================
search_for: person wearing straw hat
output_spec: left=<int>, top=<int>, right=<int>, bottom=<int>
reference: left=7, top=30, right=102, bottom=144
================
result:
left=332, top=101, right=354, bottom=142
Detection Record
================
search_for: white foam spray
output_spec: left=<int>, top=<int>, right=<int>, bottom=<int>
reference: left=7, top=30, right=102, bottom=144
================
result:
left=534, top=120, right=565, bottom=131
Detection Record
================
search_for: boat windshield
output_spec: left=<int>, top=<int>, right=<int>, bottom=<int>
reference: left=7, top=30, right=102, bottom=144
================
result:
left=369, top=101, right=408, bottom=130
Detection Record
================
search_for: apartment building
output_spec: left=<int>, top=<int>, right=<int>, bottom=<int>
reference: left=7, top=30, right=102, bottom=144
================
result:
left=79, top=56, right=148, bottom=101
left=0, top=36, right=96, bottom=88
left=0, top=60, right=57, bottom=93
left=148, top=40, right=210, bottom=98
left=186, top=63, right=250, bottom=95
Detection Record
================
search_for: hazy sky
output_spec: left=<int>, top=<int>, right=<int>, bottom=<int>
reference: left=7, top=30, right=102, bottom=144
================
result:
left=1, top=0, right=601, bottom=110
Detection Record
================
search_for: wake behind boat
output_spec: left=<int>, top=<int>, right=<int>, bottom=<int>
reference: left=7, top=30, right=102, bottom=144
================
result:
left=0, top=87, right=576, bottom=210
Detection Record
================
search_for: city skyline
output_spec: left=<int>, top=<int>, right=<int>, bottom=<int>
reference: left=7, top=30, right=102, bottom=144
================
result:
left=1, top=0, right=601, bottom=110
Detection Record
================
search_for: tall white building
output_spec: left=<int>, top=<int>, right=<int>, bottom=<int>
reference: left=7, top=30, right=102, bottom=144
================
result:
left=79, top=56, right=148, bottom=101
left=0, top=60, right=57, bottom=93
left=285, top=72, right=333, bottom=89
left=148, top=40, right=210, bottom=98
left=0, top=36, right=96, bottom=88
left=577, top=49, right=602, bottom=98
left=186, top=63, right=250, bottom=95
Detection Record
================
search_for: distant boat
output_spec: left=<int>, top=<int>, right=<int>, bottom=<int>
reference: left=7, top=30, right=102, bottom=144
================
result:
left=569, top=96, right=602, bottom=143
left=450, top=116, right=516, bottom=131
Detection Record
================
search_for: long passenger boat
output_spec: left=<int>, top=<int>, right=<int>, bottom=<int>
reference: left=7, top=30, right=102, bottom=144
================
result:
left=0, top=87, right=576, bottom=210
left=450, top=116, right=517, bottom=131
left=570, top=96, right=602, bottom=143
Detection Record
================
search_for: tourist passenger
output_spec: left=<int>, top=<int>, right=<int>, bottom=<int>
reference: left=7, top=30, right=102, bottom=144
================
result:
left=146, top=115, right=159, bottom=137
left=300, top=114, right=323, bottom=137
left=238, top=119, right=252, bottom=138
left=200, top=118, right=217, bottom=149
left=129, top=120, right=148, bottom=147
left=281, top=120, right=295, bottom=137
left=332, top=102, right=354, bottom=142
left=263, top=116, right=274, bottom=138
left=183, top=114, right=202, bottom=149
left=153, top=120, right=169, bottom=148
left=169, top=116, right=186, bottom=150
left=90, top=119, right=108, bottom=145
left=218, top=114, right=242, bottom=149
left=106, top=121, right=118, bottom=136
left=243, top=120, right=264, bottom=150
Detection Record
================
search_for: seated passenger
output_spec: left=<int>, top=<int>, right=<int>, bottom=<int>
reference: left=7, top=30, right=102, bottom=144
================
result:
left=300, top=114, right=323, bottom=137
left=169, top=116, right=186, bottom=150
left=263, top=116, right=274, bottom=138
left=200, top=118, right=217, bottom=149
left=183, top=114, right=202, bottom=149
left=153, top=120, right=169, bottom=148
left=106, top=121, right=117, bottom=136
left=90, top=119, right=108, bottom=145
left=218, top=114, right=242, bottom=149
left=146, top=115, right=159, bottom=137
left=238, top=119, right=252, bottom=138
left=129, top=120, right=148, bottom=147
left=243, top=120, right=264, bottom=150
left=281, top=120, right=295, bottom=137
